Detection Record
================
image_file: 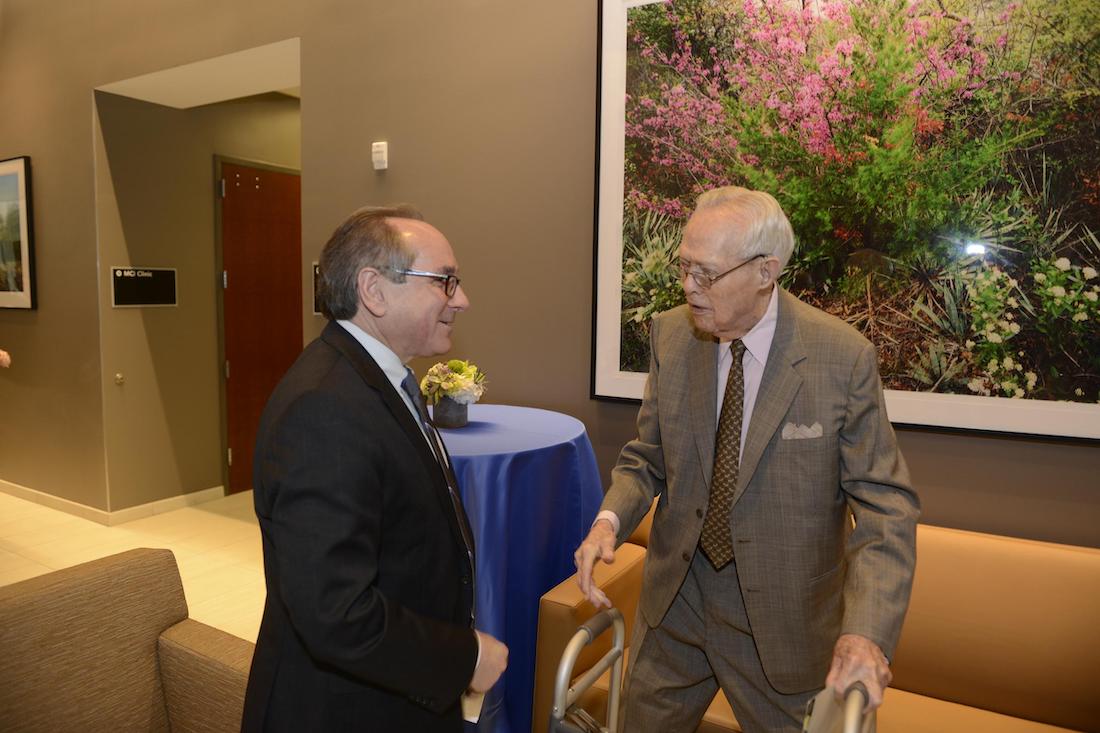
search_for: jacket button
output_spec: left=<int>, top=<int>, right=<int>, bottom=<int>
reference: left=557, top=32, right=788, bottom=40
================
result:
left=696, top=508, right=703, bottom=518
left=682, top=551, right=691, bottom=562
left=461, top=575, right=470, bottom=585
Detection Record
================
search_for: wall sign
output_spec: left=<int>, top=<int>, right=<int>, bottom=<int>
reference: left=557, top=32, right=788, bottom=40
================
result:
left=112, top=267, right=178, bottom=307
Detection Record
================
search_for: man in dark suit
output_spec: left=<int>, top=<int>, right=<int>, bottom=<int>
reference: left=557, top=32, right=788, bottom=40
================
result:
left=575, top=187, right=919, bottom=732
left=242, top=205, right=507, bottom=732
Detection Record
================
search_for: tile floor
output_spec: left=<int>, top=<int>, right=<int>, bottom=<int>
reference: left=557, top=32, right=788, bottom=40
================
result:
left=0, top=490, right=265, bottom=642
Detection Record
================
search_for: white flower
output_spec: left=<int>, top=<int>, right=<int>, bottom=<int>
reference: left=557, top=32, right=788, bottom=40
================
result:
left=1055, top=257, right=1072, bottom=271
left=988, top=333, right=1003, bottom=343
left=1084, top=267, right=1098, bottom=280
left=1075, top=388, right=1085, bottom=397
left=1025, top=371, right=1038, bottom=389
left=1050, top=285, right=1066, bottom=298
left=1034, top=273, right=1047, bottom=283
left=1009, top=322, right=1021, bottom=334
left=1007, top=297, right=1019, bottom=308
left=967, top=378, right=986, bottom=394
left=988, top=359, right=999, bottom=372
left=1001, top=380, right=1016, bottom=393
left=965, top=339, right=975, bottom=349
left=1008, top=278, right=1018, bottom=288
left=1002, top=356, right=1015, bottom=370
left=1013, top=388, right=1024, bottom=398
left=1072, top=312, right=1088, bottom=322
left=1086, top=291, right=1098, bottom=302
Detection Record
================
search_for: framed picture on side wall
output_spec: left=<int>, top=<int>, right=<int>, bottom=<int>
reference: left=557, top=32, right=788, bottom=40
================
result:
left=0, top=156, right=35, bottom=309
left=593, top=0, right=1100, bottom=440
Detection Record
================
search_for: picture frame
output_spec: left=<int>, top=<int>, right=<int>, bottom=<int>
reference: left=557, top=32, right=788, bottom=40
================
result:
left=592, top=0, right=1100, bottom=440
left=0, top=156, right=35, bottom=309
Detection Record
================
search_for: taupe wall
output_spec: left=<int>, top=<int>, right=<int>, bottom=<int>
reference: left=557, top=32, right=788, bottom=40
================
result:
left=0, top=0, right=1096, bottom=542
left=94, top=92, right=300, bottom=510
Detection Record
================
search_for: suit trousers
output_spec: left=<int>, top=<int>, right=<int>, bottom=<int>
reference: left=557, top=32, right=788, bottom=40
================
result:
left=621, top=549, right=817, bottom=733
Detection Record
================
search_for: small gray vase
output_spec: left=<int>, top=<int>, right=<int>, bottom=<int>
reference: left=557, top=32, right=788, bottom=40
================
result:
left=433, top=396, right=468, bottom=429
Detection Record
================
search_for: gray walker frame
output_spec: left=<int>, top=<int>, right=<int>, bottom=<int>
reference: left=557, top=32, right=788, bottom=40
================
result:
left=548, top=608, right=626, bottom=733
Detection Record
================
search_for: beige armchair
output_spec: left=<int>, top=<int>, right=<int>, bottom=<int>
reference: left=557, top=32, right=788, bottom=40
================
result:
left=0, top=548, right=254, bottom=733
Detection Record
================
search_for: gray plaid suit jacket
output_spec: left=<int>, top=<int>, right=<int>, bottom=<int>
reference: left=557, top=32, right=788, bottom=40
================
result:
left=602, top=289, right=919, bottom=693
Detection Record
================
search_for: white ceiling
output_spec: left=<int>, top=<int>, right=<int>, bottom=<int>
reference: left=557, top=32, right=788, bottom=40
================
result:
left=96, top=38, right=300, bottom=109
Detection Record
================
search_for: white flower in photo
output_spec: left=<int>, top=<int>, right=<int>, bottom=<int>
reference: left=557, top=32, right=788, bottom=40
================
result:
left=1075, top=388, right=1085, bottom=397
left=1055, top=257, right=1072, bottom=271
left=1086, top=291, right=1098, bottom=302
left=988, top=332, right=1003, bottom=343
left=1007, top=297, right=1019, bottom=308
left=1072, top=312, right=1088, bottom=322
left=967, top=378, right=987, bottom=394
left=1083, top=266, right=1098, bottom=280
left=1002, top=356, right=1015, bottom=370
left=1034, top=272, right=1047, bottom=283
left=1013, top=388, right=1024, bottom=398
left=1049, top=285, right=1066, bottom=298
left=965, top=339, right=975, bottom=349
left=1025, top=372, right=1037, bottom=389
left=987, top=359, right=999, bottom=372
left=1001, top=380, right=1016, bottom=393
left=1009, top=322, right=1021, bottom=334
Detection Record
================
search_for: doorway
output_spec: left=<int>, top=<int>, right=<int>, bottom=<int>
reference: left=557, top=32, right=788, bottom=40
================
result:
left=217, top=158, right=302, bottom=493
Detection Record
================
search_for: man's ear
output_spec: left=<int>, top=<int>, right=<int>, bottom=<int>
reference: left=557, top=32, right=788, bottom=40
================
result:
left=357, top=268, right=388, bottom=317
left=760, top=257, right=781, bottom=288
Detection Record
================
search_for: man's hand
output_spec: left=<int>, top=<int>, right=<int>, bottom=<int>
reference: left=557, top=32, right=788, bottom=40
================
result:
left=825, top=633, right=892, bottom=712
left=573, top=518, right=617, bottom=609
left=469, top=631, right=508, bottom=693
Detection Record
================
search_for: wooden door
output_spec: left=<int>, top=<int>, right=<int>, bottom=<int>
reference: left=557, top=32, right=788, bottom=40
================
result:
left=220, top=161, right=302, bottom=493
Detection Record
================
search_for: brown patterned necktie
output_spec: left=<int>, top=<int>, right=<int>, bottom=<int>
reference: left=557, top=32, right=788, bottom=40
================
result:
left=700, top=340, right=746, bottom=570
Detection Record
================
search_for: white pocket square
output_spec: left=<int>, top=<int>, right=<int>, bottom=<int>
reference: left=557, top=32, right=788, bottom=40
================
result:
left=782, top=421, right=823, bottom=439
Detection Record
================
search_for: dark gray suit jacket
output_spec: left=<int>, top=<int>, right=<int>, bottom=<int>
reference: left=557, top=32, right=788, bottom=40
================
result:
left=603, top=289, right=919, bottom=693
left=241, top=321, right=478, bottom=732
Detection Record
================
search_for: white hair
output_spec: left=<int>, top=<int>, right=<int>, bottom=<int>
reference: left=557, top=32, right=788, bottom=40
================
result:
left=694, top=186, right=795, bottom=270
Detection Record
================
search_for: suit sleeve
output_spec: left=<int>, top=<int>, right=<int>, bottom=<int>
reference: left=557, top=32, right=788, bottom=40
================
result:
left=603, top=315, right=668, bottom=544
left=838, top=341, right=921, bottom=659
left=259, top=389, right=477, bottom=710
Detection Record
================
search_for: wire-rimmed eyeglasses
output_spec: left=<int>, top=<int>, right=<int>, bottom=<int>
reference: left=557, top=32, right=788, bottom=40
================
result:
left=387, top=268, right=461, bottom=297
left=677, top=254, right=766, bottom=290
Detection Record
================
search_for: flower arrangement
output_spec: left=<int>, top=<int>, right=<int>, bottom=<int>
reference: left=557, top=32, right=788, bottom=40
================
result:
left=420, top=360, right=487, bottom=406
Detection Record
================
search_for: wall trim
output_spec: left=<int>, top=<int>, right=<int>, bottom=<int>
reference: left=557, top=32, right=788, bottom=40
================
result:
left=0, top=479, right=225, bottom=526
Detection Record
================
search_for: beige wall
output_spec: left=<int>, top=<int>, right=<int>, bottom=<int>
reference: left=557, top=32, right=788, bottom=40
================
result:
left=94, top=92, right=300, bottom=510
left=0, top=0, right=1096, bottom=541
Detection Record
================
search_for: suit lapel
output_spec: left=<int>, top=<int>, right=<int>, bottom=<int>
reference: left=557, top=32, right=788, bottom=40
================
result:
left=688, top=326, right=719, bottom=489
left=320, top=322, right=474, bottom=564
left=732, top=289, right=806, bottom=509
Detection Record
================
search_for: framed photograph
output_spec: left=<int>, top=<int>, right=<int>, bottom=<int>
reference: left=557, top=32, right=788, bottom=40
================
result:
left=0, top=156, right=35, bottom=309
left=593, top=0, right=1100, bottom=440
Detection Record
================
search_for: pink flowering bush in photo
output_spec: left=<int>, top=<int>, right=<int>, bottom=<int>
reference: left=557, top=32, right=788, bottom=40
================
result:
left=619, top=0, right=1100, bottom=403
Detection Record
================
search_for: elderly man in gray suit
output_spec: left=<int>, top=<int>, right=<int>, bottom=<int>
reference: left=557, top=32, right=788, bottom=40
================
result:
left=575, top=186, right=920, bottom=732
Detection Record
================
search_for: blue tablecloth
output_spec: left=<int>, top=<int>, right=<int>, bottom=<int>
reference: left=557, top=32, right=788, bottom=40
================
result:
left=435, top=404, right=603, bottom=733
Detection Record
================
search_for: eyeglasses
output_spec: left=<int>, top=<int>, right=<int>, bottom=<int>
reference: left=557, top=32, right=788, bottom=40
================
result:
left=387, top=268, right=461, bottom=297
left=677, top=254, right=766, bottom=290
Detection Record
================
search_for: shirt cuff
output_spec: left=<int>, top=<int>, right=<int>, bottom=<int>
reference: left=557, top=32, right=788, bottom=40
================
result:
left=594, top=510, right=620, bottom=536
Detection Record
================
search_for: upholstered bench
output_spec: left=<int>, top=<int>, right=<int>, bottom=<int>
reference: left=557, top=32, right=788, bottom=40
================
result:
left=533, top=520, right=1100, bottom=732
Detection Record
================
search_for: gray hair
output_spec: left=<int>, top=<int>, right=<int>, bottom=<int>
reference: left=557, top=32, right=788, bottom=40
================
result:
left=317, top=205, right=423, bottom=320
left=694, top=187, right=795, bottom=270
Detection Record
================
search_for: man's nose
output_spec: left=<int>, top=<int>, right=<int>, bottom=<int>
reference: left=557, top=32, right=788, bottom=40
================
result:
left=450, top=284, right=470, bottom=310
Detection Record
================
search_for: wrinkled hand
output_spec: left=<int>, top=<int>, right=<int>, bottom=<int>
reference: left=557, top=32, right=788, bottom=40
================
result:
left=469, top=631, right=508, bottom=693
left=573, top=519, right=617, bottom=609
left=825, top=633, right=891, bottom=712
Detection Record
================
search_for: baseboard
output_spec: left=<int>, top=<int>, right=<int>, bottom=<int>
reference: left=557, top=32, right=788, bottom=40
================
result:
left=0, top=479, right=226, bottom=526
